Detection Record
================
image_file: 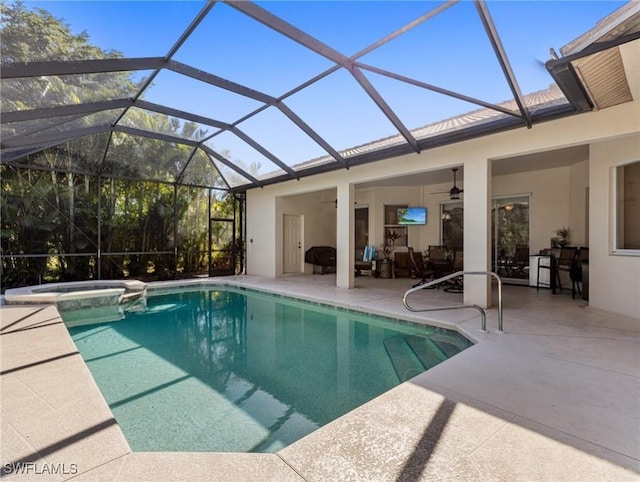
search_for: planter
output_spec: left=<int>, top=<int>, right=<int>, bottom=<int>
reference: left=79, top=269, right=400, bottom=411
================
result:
left=379, top=259, right=392, bottom=279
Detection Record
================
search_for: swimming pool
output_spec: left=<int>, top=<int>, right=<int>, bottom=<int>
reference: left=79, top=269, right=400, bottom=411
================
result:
left=62, top=286, right=471, bottom=453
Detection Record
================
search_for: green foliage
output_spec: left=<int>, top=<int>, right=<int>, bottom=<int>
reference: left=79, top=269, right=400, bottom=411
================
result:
left=0, top=3, right=244, bottom=289
left=1, top=1, right=120, bottom=62
left=1, top=166, right=242, bottom=289
left=1, top=2, right=226, bottom=188
left=1, top=2, right=141, bottom=113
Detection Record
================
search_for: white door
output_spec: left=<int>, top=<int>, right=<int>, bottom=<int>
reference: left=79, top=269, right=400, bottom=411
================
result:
left=283, top=214, right=302, bottom=273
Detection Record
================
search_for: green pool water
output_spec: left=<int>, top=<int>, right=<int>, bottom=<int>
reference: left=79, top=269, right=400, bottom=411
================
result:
left=63, top=287, right=471, bottom=453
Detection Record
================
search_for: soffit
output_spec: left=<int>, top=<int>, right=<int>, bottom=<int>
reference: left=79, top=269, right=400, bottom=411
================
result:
left=558, top=3, right=640, bottom=110
left=571, top=47, right=633, bottom=109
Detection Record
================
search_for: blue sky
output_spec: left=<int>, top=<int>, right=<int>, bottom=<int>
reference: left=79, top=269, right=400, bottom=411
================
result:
left=23, top=1, right=629, bottom=168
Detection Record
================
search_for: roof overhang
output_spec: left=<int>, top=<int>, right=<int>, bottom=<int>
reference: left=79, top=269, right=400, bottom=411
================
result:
left=546, top=2, right=640, bottom=113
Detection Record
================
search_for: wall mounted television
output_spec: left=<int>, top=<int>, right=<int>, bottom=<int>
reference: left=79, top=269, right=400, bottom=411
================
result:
left=397, top=207, right=427, bottom=225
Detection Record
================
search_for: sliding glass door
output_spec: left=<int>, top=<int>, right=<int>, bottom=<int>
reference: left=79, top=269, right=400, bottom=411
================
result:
left=440, top=195, right=531, bottom=283
left=491, top=195, right=530, bottom=283
left=355, top=205, right=369, bottom=260
left=441, top=202, right=463, bottom=250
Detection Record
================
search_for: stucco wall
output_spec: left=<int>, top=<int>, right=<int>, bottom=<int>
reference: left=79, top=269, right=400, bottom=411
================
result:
left=569, top=160, right=590, bottom=247
left=589, top=136, right=640, bottom=319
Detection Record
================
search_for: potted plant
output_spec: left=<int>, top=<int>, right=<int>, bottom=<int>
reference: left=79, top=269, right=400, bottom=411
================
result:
left=379, top=230, right=402, bottom=278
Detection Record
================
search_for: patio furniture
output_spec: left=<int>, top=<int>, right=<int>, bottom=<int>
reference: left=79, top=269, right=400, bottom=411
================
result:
left=393, top=251, right=414, bottom=278
left=554, top=246, right=579, bottom=294
left=444, top=249, right=464, bottom=293
left=407, top=247, right=434, bottom=287
left=530, top=254, right=552, bottom=288
left=511, top=244, right=529, bottom=277
left=354, top=244, right=375, bottom=276
left=354, top=260, right=373, bottom=276
left=570, top=247, right=589, bottom=299
left=581, top=259, right=589, bottom=301
left=304, top=246, right=336, bottom=274
left=426, top=245, right=452, bottom=278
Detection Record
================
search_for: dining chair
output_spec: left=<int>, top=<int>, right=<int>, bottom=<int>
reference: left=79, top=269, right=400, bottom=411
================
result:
left=511, top=244, right=529, bottom=276
left=571, top=247, right=589, bottom=299
left=408, top=247, right=435, bottom=288
left=426, top=245, right=451, bottom=278
left=444, top=249, right=464, bottom=293
left=555, top=246, right=578, bottom=293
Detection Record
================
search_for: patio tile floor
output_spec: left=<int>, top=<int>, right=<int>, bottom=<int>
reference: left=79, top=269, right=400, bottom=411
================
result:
left=1, top=274, right=638, bottom=481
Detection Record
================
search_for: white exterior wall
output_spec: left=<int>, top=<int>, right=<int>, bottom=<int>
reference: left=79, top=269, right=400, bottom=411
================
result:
left=569, top=160, right=590, bottom=247
left=590, top=136, right=640, bottom=319
left=463, top=158, right=491, bottom=306
left=336, top=183, right=354, bottom=288
left=246, top=41, right=640, bottom=319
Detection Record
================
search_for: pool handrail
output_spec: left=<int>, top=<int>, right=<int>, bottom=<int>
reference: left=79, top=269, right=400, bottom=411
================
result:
left=403, top=271, right=503, bottom=333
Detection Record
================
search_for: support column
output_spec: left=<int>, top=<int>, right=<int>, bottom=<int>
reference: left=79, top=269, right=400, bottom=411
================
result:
left=336, top=183, right=355, bottom=289
left=463, top=159, right=492, bottom=308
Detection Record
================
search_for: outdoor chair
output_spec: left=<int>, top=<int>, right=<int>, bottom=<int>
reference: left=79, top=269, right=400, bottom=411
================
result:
left=554, top=246, right=579, bottom=293
left=426, top=245, right=452, bottom=278
left=511, top=244, right=529, bottom=277
left=570, top=247, right=589, bottom=299
left=408, top=247, right=435, bottom=288
left=444, top=249, right=464, bottom=293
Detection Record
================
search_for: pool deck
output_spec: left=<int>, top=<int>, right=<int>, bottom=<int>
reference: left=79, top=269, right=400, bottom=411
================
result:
left=1, top=274, right=638, bottom=481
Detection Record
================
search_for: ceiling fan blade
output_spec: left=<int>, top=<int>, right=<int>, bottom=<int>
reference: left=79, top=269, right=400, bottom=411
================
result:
left=433, top=168, right=464, bottom=197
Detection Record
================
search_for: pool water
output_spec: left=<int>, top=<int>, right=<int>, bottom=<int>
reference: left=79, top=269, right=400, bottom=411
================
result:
left=63, top=287, right=471, bottom=453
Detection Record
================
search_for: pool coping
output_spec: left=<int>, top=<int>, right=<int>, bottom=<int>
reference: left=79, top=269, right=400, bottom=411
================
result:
left=2, top=276, right=638, bottom=481
left=4, top=280, right=146, bottom=305
left=1, top=277, right=480, bottom=481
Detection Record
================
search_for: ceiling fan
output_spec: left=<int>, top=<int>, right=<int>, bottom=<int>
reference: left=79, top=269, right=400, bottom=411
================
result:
left=431, top=168, right=464, bottom=200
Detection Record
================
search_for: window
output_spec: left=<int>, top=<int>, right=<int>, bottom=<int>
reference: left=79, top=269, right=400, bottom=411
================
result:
left=355, top=206, right=369, bottom=260
left=614, top=160, right=640, bottom=252
left=441, top=201, right=463, bottom=249
left=491, top=195, right=530, bottom=281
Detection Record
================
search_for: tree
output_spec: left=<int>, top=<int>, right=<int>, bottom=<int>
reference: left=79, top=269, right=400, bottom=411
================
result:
left=1, top=2, right=141, bottom=114
left=1, top=1, right=120, bottom=62
left=0, top=2, right=242, bottom=289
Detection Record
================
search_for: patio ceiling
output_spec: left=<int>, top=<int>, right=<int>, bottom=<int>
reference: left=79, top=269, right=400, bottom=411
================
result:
left=1, top=1, right=638, bottom=192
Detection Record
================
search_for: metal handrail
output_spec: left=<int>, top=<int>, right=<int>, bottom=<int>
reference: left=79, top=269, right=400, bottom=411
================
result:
left=403, top=271, right=503, bottom=333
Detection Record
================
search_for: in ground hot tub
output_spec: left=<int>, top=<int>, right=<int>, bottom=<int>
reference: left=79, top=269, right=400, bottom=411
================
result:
left=3, top=280, right=147, bottom=324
